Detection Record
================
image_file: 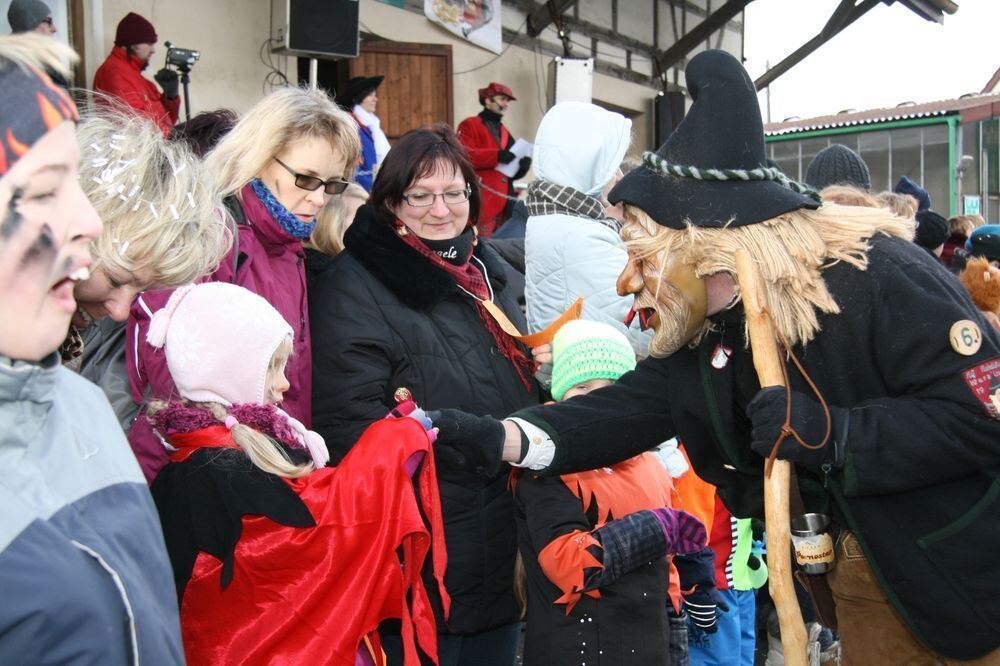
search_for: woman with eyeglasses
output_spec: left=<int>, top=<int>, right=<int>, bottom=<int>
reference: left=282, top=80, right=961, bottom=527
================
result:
left=309, top=124, right=540, bottom=665
left=126, top=86, right=360, bottom=481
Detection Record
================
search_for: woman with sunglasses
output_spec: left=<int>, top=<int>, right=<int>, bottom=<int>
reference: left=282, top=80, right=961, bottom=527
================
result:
left=309, top=124, right=540, bottom=665
left=126, top=86, right=360, bottom=481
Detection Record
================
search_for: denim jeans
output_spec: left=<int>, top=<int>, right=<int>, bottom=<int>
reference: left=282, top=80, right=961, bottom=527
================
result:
left=688, top=587, right=756, bottom=666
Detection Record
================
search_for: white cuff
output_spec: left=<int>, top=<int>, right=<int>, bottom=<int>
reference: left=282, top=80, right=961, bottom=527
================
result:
left=506, top=417, right=555, bottom=470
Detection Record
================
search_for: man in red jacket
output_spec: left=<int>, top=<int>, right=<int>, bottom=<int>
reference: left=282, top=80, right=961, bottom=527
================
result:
left=93, top=12, right=180, bottom=136
left=457, top=82, right=531, bottom=236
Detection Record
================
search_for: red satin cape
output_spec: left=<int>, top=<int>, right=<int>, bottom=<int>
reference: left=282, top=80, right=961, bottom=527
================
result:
left=172, top=419, right=449, bottom=665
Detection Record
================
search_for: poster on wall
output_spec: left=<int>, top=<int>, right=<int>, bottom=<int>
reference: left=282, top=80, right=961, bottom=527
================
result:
left=425, top=0, right=503, bottom=55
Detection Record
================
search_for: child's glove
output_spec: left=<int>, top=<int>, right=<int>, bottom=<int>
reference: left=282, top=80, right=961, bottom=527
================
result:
left=387, top=400, right=436, bottom=441
left=674, top=546, right=729, bottom=634
left=649, top=507, right=707, bottom=555
left=748, top=518, right=766, bottom=571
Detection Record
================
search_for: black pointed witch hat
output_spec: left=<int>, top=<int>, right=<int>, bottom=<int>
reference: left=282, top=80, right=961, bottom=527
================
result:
left=608, top=49, right=820, bottom=229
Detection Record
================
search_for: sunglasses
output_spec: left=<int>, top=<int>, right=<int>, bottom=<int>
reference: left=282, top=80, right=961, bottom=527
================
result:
left=41, top=16, right=53, bottom=25
left=274, top=158, right=350, bottom=195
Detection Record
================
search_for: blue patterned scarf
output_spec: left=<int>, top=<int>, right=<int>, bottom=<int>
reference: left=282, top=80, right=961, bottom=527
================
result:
left=249, top=178, right=316, bottom=239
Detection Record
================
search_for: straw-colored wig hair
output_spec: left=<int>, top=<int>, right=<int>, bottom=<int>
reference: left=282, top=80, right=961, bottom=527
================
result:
left=0, top=32, right=76, bottom=80
left=305, top=182, right=368, bottom=257
left=77, top=110, right=231, bottom=286
left=623, top=202, right=914, bottom=348
left=820, top=185, right=880, bottom=209
left=205, top=86, right=361, bottom=199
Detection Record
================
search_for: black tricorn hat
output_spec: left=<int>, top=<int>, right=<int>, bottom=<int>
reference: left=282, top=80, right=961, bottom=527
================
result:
left=344, top=75, right=384, bottom=108
left=608, top=50, right=820, bottom=229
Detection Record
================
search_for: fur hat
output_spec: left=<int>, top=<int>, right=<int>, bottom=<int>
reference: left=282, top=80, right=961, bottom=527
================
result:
left=960, top=256, right=1000, bottom=331
left=551, top=320, right=636, bottom=402
left=914, top=209, right=950, bottom=251
left=607, top=50, right=819, bottom=229
left=7, top=0, right=50, bottom=33
left=478, top=82, right=515, bottom=104
left=114, top=12, right=157, bottom=47
left=146, top=282, right=293, bottom=406
left=805, top=144, right=871, bottom=191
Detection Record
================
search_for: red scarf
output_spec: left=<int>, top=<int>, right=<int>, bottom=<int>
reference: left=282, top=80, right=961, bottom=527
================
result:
left=396, top=222, right=536, bottom=389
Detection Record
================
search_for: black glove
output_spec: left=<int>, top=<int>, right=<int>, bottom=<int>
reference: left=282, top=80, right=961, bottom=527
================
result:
left=746, top=386, right=848, bottom=471
left=424, top=409, right=506, bottom=476
left=497, top=149, right=516, bottom=164
left=674, top=546, right=729, bottom=634
left=154, top=68, right=180, bottom=99
left=513, top=156, right=532, bottom=180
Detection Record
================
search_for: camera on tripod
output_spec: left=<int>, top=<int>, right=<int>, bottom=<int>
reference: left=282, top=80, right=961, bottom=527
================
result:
left=164, top=41, right=200, bottom=72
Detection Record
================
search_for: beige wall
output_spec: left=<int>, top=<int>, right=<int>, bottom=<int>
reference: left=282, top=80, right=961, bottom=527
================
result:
left=89, top=0, right=659, bottom=151
left=92, top=0, right=293, bottom=115
left=358, top=0, right=658, bottom=153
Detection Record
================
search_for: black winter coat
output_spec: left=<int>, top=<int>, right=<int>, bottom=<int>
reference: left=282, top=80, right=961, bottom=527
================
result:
left=307, top=205, right=539, bottom=635
left=515, top=234, right=1000, bottom=660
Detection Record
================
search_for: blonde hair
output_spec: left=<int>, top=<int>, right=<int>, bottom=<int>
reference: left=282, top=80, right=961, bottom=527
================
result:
left=147, top=402, right=314, bottom=480
left=624, top=203, right=914, bottom=348
left=205, top=86, right=361, bottom=199
left=949, top=214, right=984, bottom=237
left=305, top=183, right=368, bottom=256
left=77, top=109, right=231, bottom=286
left=0, top=33, right=76, bottom=79
left=874, top=191, right=918, bottom=220
left=820, top=185, right=880, bottom=209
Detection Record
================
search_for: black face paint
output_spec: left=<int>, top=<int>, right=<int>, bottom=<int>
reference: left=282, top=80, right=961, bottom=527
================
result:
left=20, top=222, right=56, bottom=267
left=0, top=187, right=24, bottom=239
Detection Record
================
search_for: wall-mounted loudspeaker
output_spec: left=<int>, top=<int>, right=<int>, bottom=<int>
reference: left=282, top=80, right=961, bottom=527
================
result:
left=271, top=0, right=360, bottom=59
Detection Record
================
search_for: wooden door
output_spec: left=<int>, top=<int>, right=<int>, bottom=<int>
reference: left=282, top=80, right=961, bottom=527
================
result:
left=348, top=42, right=453, bottom=141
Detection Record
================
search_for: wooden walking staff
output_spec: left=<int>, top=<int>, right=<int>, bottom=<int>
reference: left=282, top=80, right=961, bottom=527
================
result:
left=734, top=250, right=808, bottom=665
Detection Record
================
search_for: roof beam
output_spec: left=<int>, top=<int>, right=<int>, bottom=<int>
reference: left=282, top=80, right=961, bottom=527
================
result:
left=527, top=0, right=581, bottom=38
left=753, top=0, right=880, bottom=91
left=654, top=0, right=753, bottom=73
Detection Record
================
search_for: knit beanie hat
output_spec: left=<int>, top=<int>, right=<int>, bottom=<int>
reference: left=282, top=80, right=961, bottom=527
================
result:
left=7, top=0, right=50, bottom=32
left=114, top=12, right=157, bottom=47
left=804, top=144, right=871, bottom=191
left=894, top=176, right=931, bottom=212
left=146, top=282, right=293, bottom=406
left=914, top=209, right=950, bottom=251
left=551, top=320, right=636, bottom=401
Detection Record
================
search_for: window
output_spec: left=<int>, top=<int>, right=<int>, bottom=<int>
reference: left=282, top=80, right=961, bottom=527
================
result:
left=921, top=124, right=949, bottom=214
left=858, top=131, right=890, bottom=192
left=770, top=140, right=800, bottom=181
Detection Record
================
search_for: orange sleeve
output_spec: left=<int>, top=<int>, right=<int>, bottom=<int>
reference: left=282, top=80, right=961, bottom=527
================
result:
left=537, top=530, right=603, bottom=614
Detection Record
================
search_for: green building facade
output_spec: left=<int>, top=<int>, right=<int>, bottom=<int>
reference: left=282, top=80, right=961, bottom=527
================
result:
left=764, top=94, right=1000, bottom=222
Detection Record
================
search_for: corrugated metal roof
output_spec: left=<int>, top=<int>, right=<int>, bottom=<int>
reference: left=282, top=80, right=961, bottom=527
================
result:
left=764, top=92, right=1000, bottom=136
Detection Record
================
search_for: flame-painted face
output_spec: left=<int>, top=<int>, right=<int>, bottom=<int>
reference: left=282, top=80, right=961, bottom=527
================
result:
left=617, top=208, right=707, bottom=357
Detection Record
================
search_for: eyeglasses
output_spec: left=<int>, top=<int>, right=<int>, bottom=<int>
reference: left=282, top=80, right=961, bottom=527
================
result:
left=41, top=17, right=53, bottom=25
left=274, top=158, right=350, bottom=195
left=402, top=188, right=471, bottom=207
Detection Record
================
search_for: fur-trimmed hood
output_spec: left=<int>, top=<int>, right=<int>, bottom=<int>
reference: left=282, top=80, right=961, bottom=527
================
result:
left=343, top=204, right=509, bottom=310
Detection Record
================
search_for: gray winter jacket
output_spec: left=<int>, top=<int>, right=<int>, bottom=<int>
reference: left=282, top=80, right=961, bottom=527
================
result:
left=0, top=354, right=183, bottom=664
